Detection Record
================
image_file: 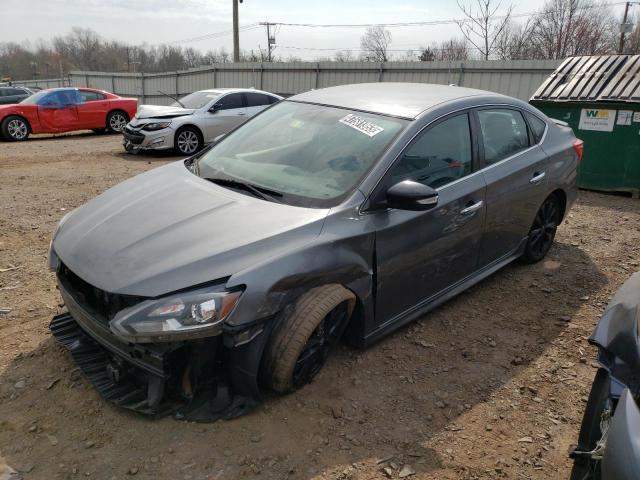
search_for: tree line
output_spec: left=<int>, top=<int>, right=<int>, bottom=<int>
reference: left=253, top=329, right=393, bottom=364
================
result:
left=1, top=0, right=639, bottom=81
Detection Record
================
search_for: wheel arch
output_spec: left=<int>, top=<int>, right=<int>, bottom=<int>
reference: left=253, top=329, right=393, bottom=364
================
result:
left=2, top=114, right=32, bottom=132
left=550, top=188, right=567, bottom=222
left=174, top=123, right=204, bottom=142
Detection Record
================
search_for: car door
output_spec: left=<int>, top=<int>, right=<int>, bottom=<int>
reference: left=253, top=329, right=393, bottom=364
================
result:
left=37, top=90, right=80, bottom=132
left=76, top=90, right=109, bottom=128
left=372, top=112, right=487, bottom=326
left=201, top=92, right=247, bottom=142
left=475, top=107, right=550, bottom=268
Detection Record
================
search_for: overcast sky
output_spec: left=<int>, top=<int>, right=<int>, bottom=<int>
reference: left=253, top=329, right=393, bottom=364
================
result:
left=0, top=0, right=629, bottom=60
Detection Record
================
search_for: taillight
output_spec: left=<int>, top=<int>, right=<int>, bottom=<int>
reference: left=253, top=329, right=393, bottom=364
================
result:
left=573, top=139, right=584, bottom=163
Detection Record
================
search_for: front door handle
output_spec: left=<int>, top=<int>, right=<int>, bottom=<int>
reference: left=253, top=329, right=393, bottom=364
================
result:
left=530, top=171, right=546, bottom=184
left=237, top=111, right=247, bottom=116
left=460, top=200, right=483, bottom=215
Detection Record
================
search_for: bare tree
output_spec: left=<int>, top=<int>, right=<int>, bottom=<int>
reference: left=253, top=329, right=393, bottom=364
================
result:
left=456, top=0, right=514, bottom=59
left=334, top=50, right=355, bottom=62
left=529, top=0, right=616, bottom=59
left=627, top=13, right=640, bottom=54
left=360, top=26, right=392, bottom=62
left=494, top=19, right=536, bottom=59
left=419, top=38, right=470, bottom=61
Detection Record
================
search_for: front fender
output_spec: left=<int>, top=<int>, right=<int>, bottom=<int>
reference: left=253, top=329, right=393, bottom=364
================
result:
left=602, top=389, right=640, bottom=480
left=224, top=232, right=375, bottom=330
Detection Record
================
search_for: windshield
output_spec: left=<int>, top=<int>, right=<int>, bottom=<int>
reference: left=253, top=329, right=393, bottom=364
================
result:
left=172, top=90, right=221, bottom=109
left=19, top=90, right=50, bottom=105
left=196, top=101, right=407, bottom=208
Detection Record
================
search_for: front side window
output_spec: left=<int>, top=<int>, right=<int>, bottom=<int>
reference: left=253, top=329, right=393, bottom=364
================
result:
left=217, top=93, right=244, bottom=110
left=390, top=113, right=472, bottom=189
left=478, top=109, right=529, bottom=165
left=20, top=90, right=50, bottom=105
left=197, top=101, right=407, bottom=207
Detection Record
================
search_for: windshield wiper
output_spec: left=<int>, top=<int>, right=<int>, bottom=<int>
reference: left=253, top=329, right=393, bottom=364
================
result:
left=206, top=177, right=283, bottom=203
left=157, top=90, right=186, bottom=109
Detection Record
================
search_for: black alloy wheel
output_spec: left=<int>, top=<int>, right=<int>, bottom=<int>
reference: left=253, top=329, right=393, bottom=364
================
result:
left=523, top=195, right=561, bottom=263
left=292, top=303, right=349, bottom=387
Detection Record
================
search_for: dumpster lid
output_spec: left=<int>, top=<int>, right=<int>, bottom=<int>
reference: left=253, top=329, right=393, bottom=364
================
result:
left=531, top=55, right=640, bottom=104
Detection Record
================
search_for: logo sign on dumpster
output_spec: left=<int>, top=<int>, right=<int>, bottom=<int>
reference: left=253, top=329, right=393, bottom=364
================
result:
left=579, top=109, right=616, bottom=132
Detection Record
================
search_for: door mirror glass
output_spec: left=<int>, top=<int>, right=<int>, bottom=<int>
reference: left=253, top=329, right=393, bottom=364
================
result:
left=386, top=180, right=438, bottom=211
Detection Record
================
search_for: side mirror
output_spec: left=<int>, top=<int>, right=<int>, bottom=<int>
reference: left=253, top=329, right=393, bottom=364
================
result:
left=213, top=133, right=226, bottom=143
left=209, top=103, right=222, bottom=113
left=386, top=180, right=438, bottom=211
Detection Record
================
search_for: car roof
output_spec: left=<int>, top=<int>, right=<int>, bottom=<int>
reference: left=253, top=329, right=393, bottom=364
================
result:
left=288, top=82, right=505, bottom=119
left=199, top=88, right=280, bottom=96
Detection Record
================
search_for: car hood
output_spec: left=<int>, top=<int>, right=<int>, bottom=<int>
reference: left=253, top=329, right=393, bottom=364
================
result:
left=53, top=161, right=329, bottom=297
left=135, top=104, right=195, bottom=120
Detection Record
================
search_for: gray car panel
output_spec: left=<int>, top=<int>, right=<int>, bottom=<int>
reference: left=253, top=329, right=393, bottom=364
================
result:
left=602, top=389, right=640, bottom=480
left=49, top=83, right=580, bottom=420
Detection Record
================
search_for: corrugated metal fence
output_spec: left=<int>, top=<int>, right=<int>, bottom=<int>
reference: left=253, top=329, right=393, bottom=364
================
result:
left=12, top=78, right=69, bottom=89
left=14, top=59, right=562, bottom=103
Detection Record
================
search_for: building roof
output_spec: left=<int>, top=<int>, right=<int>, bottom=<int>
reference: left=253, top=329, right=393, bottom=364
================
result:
left=531, top=55, right=640, bottom=104
left=288, top=82, right=495, bottom=119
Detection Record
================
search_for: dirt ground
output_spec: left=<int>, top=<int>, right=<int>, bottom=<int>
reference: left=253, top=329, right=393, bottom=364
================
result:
left=0, top=132, right=639, bottom=480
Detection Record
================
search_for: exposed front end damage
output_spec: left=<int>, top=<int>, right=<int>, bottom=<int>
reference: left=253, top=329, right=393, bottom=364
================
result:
left=50, top=264, right=274, bottom=422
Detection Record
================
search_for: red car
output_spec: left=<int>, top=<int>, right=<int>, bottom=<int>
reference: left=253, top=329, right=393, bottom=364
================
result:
left=0, top=87, right=137, bottom=141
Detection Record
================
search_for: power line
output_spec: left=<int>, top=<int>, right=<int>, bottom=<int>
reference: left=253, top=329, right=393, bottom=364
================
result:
left=263, top=1, right=628, bottom=29
left=168, top=24, right=261, bottom=45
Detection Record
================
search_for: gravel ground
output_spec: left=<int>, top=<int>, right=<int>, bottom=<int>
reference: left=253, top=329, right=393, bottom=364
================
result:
left=0, top=132, right=639, bottom=480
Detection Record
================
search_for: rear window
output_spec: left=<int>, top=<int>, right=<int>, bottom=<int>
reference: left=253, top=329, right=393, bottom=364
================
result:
left=525, top=112, right=547, bottom=144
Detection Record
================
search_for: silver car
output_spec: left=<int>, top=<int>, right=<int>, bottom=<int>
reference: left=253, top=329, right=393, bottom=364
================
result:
left=122, top=88, right=282, bottom=155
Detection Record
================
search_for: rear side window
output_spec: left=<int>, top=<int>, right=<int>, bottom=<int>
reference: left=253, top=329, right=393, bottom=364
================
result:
left=245, top=92, right=272, bottom=107
left=217, top=93, right=244, bottom=110
left=525, top=112, right=547, bottom=144
left=478, top=109, right=529, bottom=165
left=80, top=91, right=106, bottom=102
left=390, top=113, right=472, bottom=189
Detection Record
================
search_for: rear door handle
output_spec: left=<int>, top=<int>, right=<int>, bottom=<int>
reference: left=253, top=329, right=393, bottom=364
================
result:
left=530, top=171, right=546, bottom=184
left=460, top=200, right=483, bottom=215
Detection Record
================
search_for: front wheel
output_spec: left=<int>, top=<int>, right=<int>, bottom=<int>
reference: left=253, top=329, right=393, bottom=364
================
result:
left=1, top=116, right=30, bottom=141
left=106, top=111, right=128, bottom=134
left=174, top=127, right=203, bottom=156
left=263, top=285, right=355, bottom=393
left=521, top=194, right=561, bottom=263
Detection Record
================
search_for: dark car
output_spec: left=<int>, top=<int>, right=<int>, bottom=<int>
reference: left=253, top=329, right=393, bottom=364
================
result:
left=48, top=83, right=582, bottom=421
left=0, top=86, right=33, bottom=104
left=570, top=272, right=640, bottom=480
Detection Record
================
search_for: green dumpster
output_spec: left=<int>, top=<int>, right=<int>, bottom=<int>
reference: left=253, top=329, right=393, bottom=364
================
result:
left=530, top=55, right=640, bottom=197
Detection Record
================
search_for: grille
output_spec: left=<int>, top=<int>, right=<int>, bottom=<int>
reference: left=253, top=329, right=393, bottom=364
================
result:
left=57, top=264, right=144, bottom=325
left=123, top=127, right=145, bottom=144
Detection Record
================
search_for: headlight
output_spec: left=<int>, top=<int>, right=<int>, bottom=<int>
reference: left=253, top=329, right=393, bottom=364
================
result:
left=109, top=285, right=243, bottom=343
left=48, top=208, right=77, bottom=272
left=142, top=121, right=171, bottom=131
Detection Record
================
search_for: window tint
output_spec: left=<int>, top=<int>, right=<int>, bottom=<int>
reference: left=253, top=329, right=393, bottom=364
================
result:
left=525, top=112, right=547, bottom=144
left=245, top=92, right=272, bottom=107
left=478, top=109, right=529, bottom=164
left=217, top=93, right=244, bottom=110
left=80, top=90, right=106, bottom=102
left=390, top=114, right=472, bottom=189
left=268, top=95, right=280, bottom=104
left=39, top=90, right=81, bottom=107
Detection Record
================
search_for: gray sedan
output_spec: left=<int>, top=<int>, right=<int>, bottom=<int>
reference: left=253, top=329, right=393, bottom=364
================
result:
left=48, top=83, right=581, bottom=421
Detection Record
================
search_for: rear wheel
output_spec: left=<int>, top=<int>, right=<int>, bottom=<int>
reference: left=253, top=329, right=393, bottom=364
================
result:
left=263, top=284, right=355, bottom=393
left=1, top=116, right=30, bottom=141
left=106, top=110, right=128, bottom=133
left=521, top=194, right=561, bottom=263
left=174, top=127, right=203, bottom=156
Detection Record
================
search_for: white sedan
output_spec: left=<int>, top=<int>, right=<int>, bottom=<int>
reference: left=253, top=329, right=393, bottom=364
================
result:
left=122, top=88, right=282, bottom=155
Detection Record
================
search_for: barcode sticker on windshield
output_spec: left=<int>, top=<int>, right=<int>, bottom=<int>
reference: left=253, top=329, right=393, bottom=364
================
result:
left=339, top=114, right=384, bottom=137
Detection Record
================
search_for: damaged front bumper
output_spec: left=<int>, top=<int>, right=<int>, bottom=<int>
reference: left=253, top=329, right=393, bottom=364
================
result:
left=50, top=273, right=273, bottom=422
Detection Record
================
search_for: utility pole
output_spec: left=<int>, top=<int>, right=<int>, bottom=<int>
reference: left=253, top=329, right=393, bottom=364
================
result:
left=619, top=2, right=639, bottom=54
left=260, top=22, right=276, bottom=62
left=233, top=0, right=243, bottom=62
